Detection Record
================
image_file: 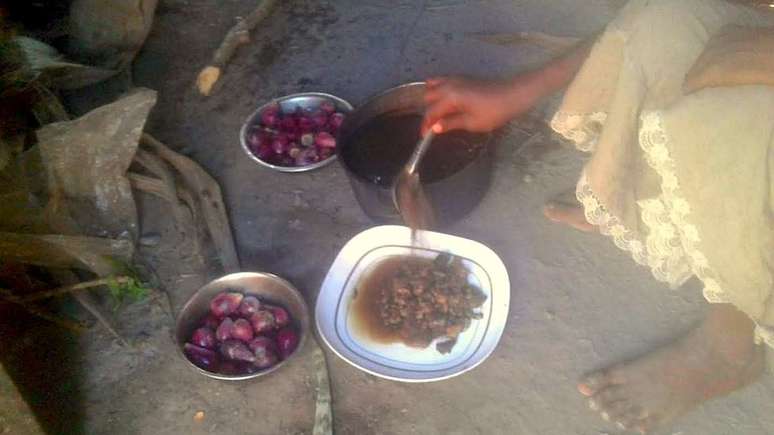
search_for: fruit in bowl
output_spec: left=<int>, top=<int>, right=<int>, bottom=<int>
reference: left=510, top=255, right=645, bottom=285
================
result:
left=244, top=97, right=347, bottom=169
left=183, top=290, right=301, bottom=376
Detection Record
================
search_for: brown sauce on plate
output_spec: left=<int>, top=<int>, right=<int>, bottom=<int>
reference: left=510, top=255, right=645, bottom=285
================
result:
left=349, top=256, right=414, bottom=344
left=349, top=254, right=485, bottom=352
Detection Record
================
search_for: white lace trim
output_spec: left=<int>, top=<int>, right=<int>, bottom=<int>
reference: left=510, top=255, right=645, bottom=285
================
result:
left=638, top=112, right=727, bottom=304
left=576, top=172, right=648, bottom=266
left=755, top=325, right=774, bottom=348
left=576, top=173, right=692, bottom=289
left=638, top=197, right=694, bottom=287
left=550, top=111, right=608, bottom=152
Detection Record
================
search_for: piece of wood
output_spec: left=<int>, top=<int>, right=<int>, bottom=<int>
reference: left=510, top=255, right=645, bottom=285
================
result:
left=176, top=184, right=200, bottom=229
left=71, top=287, right=128, bottom=345
left=311, top=339, right=333, bottom=435
left=0, top=233, right=131, bottom=343
left=195, top=66, right=221, bottom=97
left=195, top=0, right=278, bottom=95
left=0, top=232, right=132, bottom=271
left=128, top=156, right=199, bottom=227
left=50, top=269, right=129, bottom=346
left=129, top=172, right=176, bottom=202
left=128, top=163, right=191, bottom=238
left=140, top=134, right=240, bottom=273
left=133, top=150, right=179, bottom=196
left=129, top=171, right=204, bottom=263
left=18, top=276, right=130, bottom=303
left=0, top=288, right=88, bottom=331
left=132, top=150, right=198, bottom=244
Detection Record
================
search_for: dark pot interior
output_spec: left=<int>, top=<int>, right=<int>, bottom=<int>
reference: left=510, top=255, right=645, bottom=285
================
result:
left=337, top=82, right=494, bottom=228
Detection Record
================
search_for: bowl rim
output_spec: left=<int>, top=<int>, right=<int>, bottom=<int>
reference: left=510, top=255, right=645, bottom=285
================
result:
left=175, top=271, right=310, bottom=381
left=240, top=92, right=354, bottom=173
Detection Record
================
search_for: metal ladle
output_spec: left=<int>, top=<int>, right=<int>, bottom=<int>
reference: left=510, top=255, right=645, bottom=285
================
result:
left=392, top=130, right=436, bottom=230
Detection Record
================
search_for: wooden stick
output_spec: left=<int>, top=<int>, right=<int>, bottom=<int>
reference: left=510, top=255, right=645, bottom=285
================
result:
left=50, top=269, right=129, bottom=346
left=176, top=184, right=200, bottom=229
left=140, top=134, right=240, bottom=273
left=0, top=288, right=88, bottom=331
left=196, top=0, right=278, bottom=95
left=311, top=339, right=334, bottom=435
left=129, top=172, right=175, bottom=202
left=18, top=276, right=130, bottom=303
left=0, top=232, right=132, bottom=271
left=129, top=171, right=204, bottom=263
left=128, top=168, right=192, bottom=238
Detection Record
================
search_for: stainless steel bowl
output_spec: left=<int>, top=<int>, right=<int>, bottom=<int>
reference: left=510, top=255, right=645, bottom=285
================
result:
left=175, top=272, right=310, bottom=381
left=240, top=92, right=354, bottom=173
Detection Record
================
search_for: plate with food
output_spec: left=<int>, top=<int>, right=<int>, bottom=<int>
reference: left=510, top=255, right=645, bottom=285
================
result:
left=316, top=225, right=510, bottom=382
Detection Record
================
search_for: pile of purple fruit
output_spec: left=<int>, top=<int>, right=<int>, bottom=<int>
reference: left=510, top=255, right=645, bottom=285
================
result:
left=183, top=291, right=300, bottom=376
left=245, top=99, right=346, bottom=168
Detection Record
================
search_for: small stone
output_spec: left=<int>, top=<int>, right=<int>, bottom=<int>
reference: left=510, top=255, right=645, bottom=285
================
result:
left=139, top=233, right=161, bottom=247
left=523, top=174, right=534, bottom=183
left=544, top=309, right=555, bottom=320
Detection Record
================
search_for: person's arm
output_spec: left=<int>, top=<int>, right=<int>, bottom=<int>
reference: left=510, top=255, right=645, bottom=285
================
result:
left=528, top=38, right=594, bottom=100
left=684, top=25, right=774, bottom=93
left=422, top=38, right=594, bottom=135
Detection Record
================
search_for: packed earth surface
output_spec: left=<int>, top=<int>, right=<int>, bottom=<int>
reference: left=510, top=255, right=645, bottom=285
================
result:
left=24, top=0, right=774, bottom=434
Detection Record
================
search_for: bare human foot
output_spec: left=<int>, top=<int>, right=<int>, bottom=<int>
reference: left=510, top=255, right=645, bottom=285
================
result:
left=578, top=304, right=765, bottom=433
left=543, top=201, right=595, bottom=232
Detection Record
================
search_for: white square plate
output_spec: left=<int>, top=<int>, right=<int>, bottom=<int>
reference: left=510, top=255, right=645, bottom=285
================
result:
left=315, top=225, right=510, bottom=382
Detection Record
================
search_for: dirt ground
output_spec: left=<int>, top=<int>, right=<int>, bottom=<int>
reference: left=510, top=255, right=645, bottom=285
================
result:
left=23, top=0, right=774, bottom=434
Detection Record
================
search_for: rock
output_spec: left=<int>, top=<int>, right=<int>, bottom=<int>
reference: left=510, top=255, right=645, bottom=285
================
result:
left=139, top=233, right=161, bottom=247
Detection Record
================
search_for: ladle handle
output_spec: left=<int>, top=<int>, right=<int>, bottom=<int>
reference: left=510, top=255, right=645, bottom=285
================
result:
left=405, top=130, right=435, bottom=174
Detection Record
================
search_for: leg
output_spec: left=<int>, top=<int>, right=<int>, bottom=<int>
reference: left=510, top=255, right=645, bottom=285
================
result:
left=543, top=201, right=595, bottom=232
left=579, top=303, right=765, bottom=433
left=543, top=189, right=595, bottom=232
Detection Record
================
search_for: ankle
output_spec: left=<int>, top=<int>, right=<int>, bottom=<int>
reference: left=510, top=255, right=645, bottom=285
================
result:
left=698, top=304, right=758, bottom=365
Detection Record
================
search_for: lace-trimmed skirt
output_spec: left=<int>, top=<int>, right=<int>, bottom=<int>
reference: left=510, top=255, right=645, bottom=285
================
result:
left=551, top=0, right=774, bottom=349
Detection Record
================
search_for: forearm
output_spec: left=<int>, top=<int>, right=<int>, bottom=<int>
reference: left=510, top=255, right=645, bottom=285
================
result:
left=503, top=37, right=594, bottom=111
left=535, top=38, right=594, bottom=94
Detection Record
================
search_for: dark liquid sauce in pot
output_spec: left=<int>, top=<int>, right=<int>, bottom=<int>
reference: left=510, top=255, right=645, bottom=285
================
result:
left=339, top=113, right=484, bottom=187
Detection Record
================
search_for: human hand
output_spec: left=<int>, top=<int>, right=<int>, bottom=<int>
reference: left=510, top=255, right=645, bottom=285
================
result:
left=421, top=75, right=543, bottom=135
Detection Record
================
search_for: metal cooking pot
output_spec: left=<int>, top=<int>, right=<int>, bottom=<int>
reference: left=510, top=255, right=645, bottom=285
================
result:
left=337, top=82, right=494, bottom=227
